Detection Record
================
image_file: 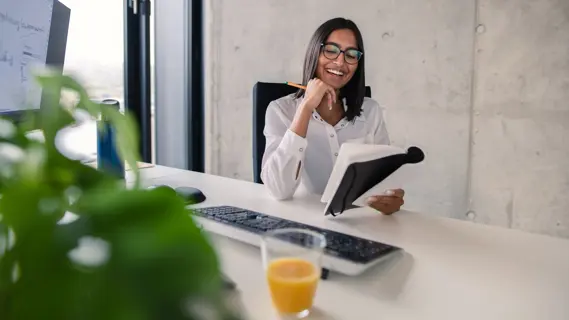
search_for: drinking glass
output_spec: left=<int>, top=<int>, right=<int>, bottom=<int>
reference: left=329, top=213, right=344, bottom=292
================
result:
left=261, top=228, right=327, bottom=319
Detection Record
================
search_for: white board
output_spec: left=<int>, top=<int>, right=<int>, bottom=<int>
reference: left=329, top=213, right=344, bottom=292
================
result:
left=0, top=0, right=54, bottom=112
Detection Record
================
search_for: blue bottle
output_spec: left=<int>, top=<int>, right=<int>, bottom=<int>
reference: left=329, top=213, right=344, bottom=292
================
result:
left=96, top=99, right=124, bottom=179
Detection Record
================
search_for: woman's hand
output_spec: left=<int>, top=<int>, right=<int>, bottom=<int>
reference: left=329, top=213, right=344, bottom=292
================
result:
left=301, top=78, right=337, bottom=111
left=366, top=189, right=405, bottom=215
left=291, top=79, right=337, bottom=138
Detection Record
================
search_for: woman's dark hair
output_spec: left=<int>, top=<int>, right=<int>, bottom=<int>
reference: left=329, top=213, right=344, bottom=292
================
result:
left=294, top=17, right=366, bottom=121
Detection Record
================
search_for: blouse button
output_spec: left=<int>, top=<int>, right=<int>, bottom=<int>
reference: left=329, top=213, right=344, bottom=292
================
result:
left=334, top=153, right=338, bottom=156
left=330, top=134, right=335, bottom=138
left=299, top=148, right=304, bottom=152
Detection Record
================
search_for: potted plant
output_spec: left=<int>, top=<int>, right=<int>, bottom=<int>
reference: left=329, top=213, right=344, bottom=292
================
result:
left=0, top=70, right=241, bottom=319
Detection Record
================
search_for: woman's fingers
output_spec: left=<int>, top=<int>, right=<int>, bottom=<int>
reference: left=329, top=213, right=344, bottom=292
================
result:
left=373, top=196, right=404, bottom=206
left=366, top=195, right=404, bottom=215
left=327, top=86, right=337, bottom=104
left=368, top=200, right=395, bottom=215
left=326, top=92, right=333, bottom=109
left=391, top=189, right=405, bottom=198
left=384, top=189, right=405, bottom=198
left=366, top=196, right=379, bottom=204
left=313, top=78, right=337, bottom=107
left=303, top=79, right=329, bottom=110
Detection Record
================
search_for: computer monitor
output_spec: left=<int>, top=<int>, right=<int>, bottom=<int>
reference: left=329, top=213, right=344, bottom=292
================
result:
left=0, top=0, right=70, bottom=123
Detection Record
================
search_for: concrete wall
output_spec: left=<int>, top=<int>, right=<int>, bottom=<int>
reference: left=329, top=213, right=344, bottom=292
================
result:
left=204, top=0, right=569, bottom=238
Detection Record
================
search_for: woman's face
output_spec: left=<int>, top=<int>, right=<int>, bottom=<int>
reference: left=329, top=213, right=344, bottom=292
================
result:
left=315, top=29, right=360, bottom=90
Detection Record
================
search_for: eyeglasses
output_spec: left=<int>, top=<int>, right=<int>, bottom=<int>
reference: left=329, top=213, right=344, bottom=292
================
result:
left=320, top=43, right=363, bottom=65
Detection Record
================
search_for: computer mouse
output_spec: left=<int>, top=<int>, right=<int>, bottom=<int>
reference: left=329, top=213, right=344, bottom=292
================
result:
left=174, top=186, right=206, bottom=204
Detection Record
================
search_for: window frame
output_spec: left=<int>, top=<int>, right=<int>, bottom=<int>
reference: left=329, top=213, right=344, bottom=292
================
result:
left=151, top=0, right=205, bottom=171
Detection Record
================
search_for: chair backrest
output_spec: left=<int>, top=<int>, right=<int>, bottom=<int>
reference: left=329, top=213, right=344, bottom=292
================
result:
left=252, top=81, right=371, bottom=184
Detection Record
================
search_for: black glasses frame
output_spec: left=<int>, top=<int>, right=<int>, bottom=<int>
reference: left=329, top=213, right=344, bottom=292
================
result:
left=320, top=43, right=363, bottom=64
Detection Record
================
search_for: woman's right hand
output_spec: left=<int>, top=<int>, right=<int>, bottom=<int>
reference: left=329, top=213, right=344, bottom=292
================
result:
left=301, top=78, right=337, bottom=111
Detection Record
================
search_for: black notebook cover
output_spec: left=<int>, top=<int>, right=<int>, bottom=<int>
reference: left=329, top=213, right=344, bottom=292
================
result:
left=324, top=146, right=425, bottom=216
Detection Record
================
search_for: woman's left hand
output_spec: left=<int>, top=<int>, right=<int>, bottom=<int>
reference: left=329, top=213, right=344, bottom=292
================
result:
left=366, top=189, right=405, bottom=215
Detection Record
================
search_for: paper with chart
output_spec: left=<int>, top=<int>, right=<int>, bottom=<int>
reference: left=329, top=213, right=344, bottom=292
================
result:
left=0, top=0, right=54, bottom=112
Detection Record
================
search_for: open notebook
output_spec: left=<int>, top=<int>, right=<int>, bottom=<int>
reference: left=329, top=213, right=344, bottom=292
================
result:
left=321, top=143, right=425, bottom=216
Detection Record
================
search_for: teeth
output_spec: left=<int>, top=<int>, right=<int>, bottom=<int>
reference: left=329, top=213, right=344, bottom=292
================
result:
left=326, top=69, right=344, bottom=76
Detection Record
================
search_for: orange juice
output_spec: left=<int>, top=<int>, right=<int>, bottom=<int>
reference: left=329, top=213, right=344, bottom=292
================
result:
left=266, top=257, right=319, bottom=314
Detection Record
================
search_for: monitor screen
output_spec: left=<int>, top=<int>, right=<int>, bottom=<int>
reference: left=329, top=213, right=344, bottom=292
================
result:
left=0, top=0, right=69, bottom=119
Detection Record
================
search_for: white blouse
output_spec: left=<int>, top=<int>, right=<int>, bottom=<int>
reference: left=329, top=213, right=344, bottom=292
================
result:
left=260, top=94, right=390, bottom=200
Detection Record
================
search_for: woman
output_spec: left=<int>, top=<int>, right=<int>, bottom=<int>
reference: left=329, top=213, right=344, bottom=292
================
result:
left=260, top=17, right=405, bottom=215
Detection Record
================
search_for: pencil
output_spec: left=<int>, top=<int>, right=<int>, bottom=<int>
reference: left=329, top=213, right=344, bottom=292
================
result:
left=285, top=82, right=306, bottom=90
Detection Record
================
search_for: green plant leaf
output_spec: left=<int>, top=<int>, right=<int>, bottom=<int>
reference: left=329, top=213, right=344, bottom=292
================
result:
left=0, top=70, right=241, bottom=320
left=35, top=73, right=142, bottom=188
left=34, top=73, right=75, bottom=147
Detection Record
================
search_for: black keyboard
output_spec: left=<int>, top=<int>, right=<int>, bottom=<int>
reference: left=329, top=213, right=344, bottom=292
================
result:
left=192, top=206, right=399, bottom=264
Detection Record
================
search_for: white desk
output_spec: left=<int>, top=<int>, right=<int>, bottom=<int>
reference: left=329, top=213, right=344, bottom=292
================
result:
left=134, top=165, right=569, bottom=320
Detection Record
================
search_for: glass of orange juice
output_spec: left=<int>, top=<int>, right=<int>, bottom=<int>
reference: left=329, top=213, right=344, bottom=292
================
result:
left=261, top=228, right=327, bottom=319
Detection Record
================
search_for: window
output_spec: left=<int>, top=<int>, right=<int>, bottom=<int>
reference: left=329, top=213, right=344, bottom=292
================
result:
left=60, top=0, right=124, bottom=103
left=58, top=0, right=125, bottom=162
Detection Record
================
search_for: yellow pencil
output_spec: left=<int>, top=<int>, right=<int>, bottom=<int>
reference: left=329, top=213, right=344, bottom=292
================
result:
left=285, top=82, right=306, bottom=90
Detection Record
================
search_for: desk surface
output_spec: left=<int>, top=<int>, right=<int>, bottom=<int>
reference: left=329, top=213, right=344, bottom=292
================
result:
left=134, top=165, right=569, bottom=320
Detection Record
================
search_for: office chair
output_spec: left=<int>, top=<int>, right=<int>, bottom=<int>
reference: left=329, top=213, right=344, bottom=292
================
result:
left=252, top=81, right=371, bottom=184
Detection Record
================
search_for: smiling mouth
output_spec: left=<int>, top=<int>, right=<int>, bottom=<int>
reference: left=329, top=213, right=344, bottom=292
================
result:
left=326, top=69, right=344, bottom=76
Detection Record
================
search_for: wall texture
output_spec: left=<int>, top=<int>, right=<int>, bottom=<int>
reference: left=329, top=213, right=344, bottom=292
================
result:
left=204, top=0, right=569, bottom=238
